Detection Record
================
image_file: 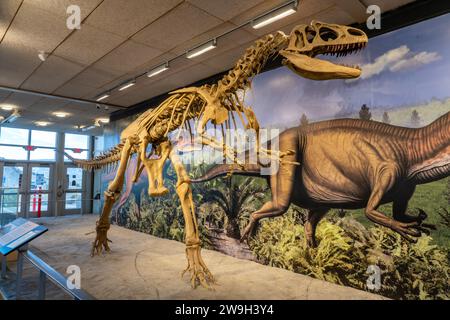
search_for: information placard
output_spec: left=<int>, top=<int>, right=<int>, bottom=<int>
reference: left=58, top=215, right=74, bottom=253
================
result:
left=0, top=218, right=47, bottom=256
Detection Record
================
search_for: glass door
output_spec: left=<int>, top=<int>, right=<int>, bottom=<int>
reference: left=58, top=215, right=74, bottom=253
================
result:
left=26, top=164, right=53, bottom=218
left=0, top=164, right=25, bottom=225
left=64, top=166, right=84, bottom=214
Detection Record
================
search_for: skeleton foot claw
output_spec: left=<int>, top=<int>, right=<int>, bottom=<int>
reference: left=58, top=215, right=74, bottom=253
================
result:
left=90, top=222, right=111, bottom=257
left=182, top=244, right=215, bottom=290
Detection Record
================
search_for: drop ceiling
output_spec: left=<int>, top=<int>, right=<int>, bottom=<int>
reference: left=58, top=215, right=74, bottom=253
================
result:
left=0, top=0, right=415, bottom=133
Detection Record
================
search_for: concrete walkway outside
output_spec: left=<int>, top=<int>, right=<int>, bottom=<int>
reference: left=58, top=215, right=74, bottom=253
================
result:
left=7, top=215, right=386, bottom=300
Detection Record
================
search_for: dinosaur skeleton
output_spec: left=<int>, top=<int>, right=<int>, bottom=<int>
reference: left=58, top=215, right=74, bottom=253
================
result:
left=67, top=21, right=368, bottom=289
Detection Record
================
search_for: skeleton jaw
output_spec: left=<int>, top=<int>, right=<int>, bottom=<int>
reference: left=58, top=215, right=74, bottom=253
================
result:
left=281, top=50, right=362, bottom=80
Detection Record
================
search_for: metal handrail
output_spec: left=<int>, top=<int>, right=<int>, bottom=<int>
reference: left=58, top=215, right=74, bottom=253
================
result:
left=22, top=250, right=94, bottom=300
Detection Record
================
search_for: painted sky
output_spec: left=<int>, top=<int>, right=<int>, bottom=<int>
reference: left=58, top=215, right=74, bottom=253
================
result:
left=246, top=13, right=450, bottom=127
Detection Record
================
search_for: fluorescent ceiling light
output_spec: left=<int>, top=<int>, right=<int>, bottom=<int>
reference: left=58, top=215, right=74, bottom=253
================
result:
left=252, top=1, right=298, bottom=29
left=53, top=112, right=69, bottom=118
left=147, top=63, right=169, bottom=78
left=186, top=39, right=217, bottom=59
left=35, top=121, right=50, bottom=127
left=118, top=80, right=136, bottom=91
left=1, top=105, right=14, bottom=111
left=96, top=93, right=110, bottom=101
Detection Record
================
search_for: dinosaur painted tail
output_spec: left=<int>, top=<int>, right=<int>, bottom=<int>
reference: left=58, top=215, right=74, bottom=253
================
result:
left=191, top=163, right=262, bottom=183
left=65, top=143, right=124, bottom=170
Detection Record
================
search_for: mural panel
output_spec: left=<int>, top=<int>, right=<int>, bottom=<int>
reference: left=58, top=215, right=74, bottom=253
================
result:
left=98, top=14, right=450, bottom=299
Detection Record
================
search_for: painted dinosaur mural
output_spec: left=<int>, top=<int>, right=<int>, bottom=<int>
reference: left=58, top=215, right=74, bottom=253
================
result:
left=67, top=21, right=369, bottom=289
left=193, top=112, right=450, bottom=246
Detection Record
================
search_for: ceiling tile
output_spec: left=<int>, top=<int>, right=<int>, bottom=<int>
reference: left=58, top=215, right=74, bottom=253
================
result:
left=26, top=0, right=103, bottom=18
left=84, top=0, right=184, bottom=38
left=0, top=0, right=22, bottom=41
left=53, top=24, right=125, bottom=66
left=0, top=92, right=42, bottom=109
left=187, top=0, right=266, bottom=21
left=361, top=0, right=415, bottom=13
left=94, top=40, right=163, bottom=74
left=69, top=66, right=122, bottom=90
left=132, top=2, right=223, bottom=51
left=21, top=55, right=86, bottom=92
left=2, top=1, right=71, bottom=52
left=52, top=81, right=98, bottom=99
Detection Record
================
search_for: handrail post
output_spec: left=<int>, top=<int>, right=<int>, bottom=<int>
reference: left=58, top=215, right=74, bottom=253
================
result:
left=15, top=244, right=28, bottom=300
left=1, top=255, right=6, bottom=279
left=38, top=270, right=46, bottom=299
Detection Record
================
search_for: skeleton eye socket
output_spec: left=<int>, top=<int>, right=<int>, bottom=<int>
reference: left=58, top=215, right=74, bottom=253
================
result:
left=294, top=30, right=305, bottom=48
left=306, top=26, right=316, bottom=43
left=347, top=28, right=364, bottom=36
left=319, top=27, right=338, bottom=41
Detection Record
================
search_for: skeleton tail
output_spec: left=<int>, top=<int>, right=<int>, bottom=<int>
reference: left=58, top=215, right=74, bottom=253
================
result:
left=64, top=143, right=124, bottom=171
left=190, top=163, right=262, bottom=183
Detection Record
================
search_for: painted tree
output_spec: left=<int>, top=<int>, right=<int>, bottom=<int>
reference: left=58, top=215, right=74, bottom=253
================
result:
left=359, top=104, right=372, bottom=120
left=201, top=177, right=267, bottom=239
left=300, top=113, right=309, bottom=127
left=382, top=111, right=391, bottom=124
left=410, top=110, right=421, bottom=128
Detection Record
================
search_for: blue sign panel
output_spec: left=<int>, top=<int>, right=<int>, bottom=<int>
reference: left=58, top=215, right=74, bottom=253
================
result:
left=0, top=218, right=47, bottom=256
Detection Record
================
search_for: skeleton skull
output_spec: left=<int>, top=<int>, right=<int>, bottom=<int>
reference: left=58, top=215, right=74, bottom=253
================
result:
left=280, top=21, right=368, bottom=80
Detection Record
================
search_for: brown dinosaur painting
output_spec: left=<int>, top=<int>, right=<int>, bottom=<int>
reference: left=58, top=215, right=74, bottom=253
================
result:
left=192, top=112, right=450, bottom=246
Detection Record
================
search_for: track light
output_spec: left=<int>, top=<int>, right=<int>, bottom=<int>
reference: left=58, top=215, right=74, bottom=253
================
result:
left=0, top=110, right=21, bottom=125
left=118, top=80, right=136, bottom=91
left=96, top=93, right=110, bottom=101
left=147, top=62, right=169, bottom=78
left=186, top=39, right=217, bottom=59
left=251, top=0, right=298, bottom=29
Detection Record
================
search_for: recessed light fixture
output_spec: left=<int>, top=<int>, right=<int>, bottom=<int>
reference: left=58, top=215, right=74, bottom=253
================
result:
left=147, top=62, right=169, bottom=78
left=1, top=105, right=14, bottom=111
left=251, top=0, right=298, bottom=29
left=35, top=121, right=50, bottom=127
left=96, top=93, right=110, bottom=102
left=118, top=80, right=136, bottom=91
left=186, top=39, right=217, bottom=59
left=53, top=112, right=69, bottom=118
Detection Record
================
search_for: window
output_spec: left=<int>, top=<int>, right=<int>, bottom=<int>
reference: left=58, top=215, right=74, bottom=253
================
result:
left=65, top=192, right=82, bottom=210
left=29, top=148, right=56, bottom=161
left=65, top=133, right=89, bottom=161
left=0, top=128, right=59, bottom=162
left=0, top=127, right=29, bottom=145
left=65, top=134, right=88, bottom=149
left=0, top=145, right=28, bottom=161
left=31, top=130, right=56, bottom=148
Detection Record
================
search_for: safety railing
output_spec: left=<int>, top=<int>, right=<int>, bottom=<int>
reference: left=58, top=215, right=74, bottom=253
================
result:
left=1, top=244, right=95, bottom=300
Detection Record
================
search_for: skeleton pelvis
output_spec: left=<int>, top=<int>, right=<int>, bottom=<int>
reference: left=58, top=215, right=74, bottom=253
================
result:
left=142, top=140, right=171, bottom=197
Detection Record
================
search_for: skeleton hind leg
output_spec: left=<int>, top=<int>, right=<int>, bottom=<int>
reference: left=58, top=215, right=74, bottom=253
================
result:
left=169, top=149, right=214, bottom=289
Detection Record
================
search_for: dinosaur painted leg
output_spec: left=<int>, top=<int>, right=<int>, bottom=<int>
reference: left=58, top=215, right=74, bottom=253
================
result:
left=241, top=131, right=297, bottom=242
left=392, top=191, right=436, bottom=234
left=169, top=149, right=214, bottom=289
left=92, top=137, right=135, bottom=256
left=304, top=208, right=329, bottom=248
left=365, top=165, right=424, bottom=242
